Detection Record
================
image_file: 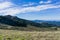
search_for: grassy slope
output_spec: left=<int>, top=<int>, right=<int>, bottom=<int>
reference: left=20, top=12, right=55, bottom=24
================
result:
left=0, top=23, right=58, bottom=31
left=0, top=23, right=60, bottom=40
left=0, top=29, right=60, bottom=40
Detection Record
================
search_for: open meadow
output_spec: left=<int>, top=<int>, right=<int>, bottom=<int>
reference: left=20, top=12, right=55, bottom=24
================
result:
left=0, top=29, right=60, bottom=40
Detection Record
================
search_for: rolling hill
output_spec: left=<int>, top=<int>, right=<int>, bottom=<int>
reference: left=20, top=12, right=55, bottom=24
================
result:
left=0, top=15, right=58, bottom=31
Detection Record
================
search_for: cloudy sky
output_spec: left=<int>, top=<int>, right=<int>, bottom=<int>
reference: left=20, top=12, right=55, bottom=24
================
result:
left=0, top=0, right=60, bottom=20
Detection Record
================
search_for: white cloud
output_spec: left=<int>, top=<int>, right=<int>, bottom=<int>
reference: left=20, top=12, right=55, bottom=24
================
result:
left=39, top=0, right=51, bottom=4
left=0, top=1, right=60, bottom=15
left=47, top=0, right=52, bottom=3
left=0, top=7, right=20, bottom=15
left=0, top=1, right=14, bottom=10
left=1, top=4, right=60, bottom=15
left=22, top=2, right=35, bottom=6
left=0, top=1, right=20, bottom=15
left=18, top=5, right=60, bottom=13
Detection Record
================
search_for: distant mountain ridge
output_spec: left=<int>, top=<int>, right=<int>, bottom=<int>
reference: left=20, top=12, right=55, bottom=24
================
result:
left=33, top=20, right=60, bottom=26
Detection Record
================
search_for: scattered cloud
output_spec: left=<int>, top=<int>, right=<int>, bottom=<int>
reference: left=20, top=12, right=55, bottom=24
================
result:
left=22, top=2, right=35, bottom=6
left=0, top=7, right=20, bottom=15
left=39, top=0, right=52, bottom=4
left=0, top=1, right=14, bottom=10
left=17, top=5, right=60, bottom=14
left=0, top=0, right=60, bottom=15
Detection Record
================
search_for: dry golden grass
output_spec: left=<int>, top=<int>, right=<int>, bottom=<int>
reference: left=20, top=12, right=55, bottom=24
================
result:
left=0, top=29, right=60, bottom=40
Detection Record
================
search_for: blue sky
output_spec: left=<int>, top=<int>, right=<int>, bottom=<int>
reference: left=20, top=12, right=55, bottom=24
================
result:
left=0, top=0, right=60, bottom=20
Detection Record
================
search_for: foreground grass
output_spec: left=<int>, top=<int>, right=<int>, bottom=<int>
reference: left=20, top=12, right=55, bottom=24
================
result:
left=0, top=29, right=60, bottom=40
